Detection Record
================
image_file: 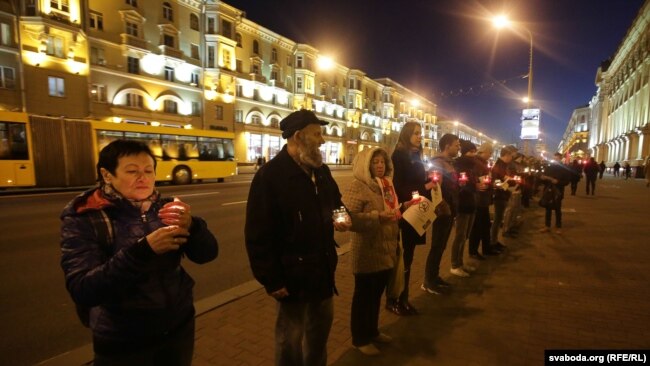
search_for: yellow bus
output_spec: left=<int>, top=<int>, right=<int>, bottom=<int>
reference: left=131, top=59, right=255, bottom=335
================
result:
left=8, top=115, right=235, bottom=188
left=0, top=111, right=35, bottom=188
left=91, top=120, right=236, bottom=185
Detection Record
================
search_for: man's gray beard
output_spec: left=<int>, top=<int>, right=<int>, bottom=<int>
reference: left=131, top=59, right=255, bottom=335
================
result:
left=299, top=144, right=323, bottom=168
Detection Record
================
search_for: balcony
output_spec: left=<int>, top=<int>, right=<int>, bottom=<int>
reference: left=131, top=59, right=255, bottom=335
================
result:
left=159, top=45, right=183, bottom=60
left=121, top=34, right=148, bottom=51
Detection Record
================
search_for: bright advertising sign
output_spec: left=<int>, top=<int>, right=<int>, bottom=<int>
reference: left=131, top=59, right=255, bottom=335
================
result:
left=521, top=108, right=540, bottom=140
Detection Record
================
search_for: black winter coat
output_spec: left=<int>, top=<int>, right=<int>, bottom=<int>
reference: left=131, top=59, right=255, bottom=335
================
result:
left=60, top=188, right=218, bottom=352
left=391, top=148, right=431, bottom=245
left=245, top=145, right=342, bottom=302
left=454, top=155, right=478, bottom=214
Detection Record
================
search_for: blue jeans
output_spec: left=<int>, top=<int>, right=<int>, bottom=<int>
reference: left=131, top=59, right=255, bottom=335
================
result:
left=451, top=212, right=475, bottom=268
left=275, top=297, right=333, bottom=366
left=490, top=199, right=507, bottom=244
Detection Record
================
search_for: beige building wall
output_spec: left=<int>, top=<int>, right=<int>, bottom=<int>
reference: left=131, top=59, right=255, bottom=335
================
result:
left=0, top=4, right=22, bottom=111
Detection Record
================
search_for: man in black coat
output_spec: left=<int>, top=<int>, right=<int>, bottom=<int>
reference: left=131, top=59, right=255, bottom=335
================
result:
left=245, top=109, right=351, bottom=366
left=539, top=152, right=571, bottom=234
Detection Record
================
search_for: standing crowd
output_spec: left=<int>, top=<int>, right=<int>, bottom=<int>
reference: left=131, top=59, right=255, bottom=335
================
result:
left=58, top=110, right=650, bottom=365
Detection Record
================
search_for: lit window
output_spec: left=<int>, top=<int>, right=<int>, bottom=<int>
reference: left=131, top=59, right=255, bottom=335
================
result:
left=89, top=13, right=103, bottom=30
left=164, top=100, right=178, bottom=114
left=223, top=49, right=231, bottom=69
left=48, top=76, right=65, bottom=97
left=125, top=93, right=143, bottom=108
left=46, top=35, right=64, bottom=58
left=163, top=2, right=173, bottom=21
left=1, top=23, right=11, bottom=46
left=50, top=0, right=69, bottom=13
left=0, top=67, right=15, bottom=89
left=90, top=84, right=106, bottom=102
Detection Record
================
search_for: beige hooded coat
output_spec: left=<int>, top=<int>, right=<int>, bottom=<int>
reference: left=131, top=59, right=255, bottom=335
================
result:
left=342, top=147, right=399, bottom=274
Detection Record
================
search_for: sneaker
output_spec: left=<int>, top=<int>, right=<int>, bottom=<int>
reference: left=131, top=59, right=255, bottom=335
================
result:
left=464, top=264, right=477, bottom=272
left=470, top=253, right=486, bottom=261
left=373, top=333, right=393, bottom=343
left=539, top=227, right=550, bottom=233
left=555, top=229, right=562, bottom=234
left=450, top=267, right=470, bottom=277
left=434, top=277, right=452, bottom=287
left=385, top=303, right=409, bottom=316
left=420, top=283, right=442, bottom=295
left=356, top=343, right=380, bottom=356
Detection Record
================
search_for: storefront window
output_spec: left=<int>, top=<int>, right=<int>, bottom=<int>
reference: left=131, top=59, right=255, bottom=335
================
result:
left=247, top=133, right=262, bottom=162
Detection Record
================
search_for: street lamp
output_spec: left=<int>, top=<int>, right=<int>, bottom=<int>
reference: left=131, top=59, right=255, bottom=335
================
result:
left=492, top=15, right=534, bottom=108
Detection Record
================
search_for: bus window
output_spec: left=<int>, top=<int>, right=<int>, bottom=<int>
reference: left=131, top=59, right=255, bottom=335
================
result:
left=123, top=132, right=162, bottom=158
left=96, top=130, right=125, bottom=151
left=161, top=134, right=198, bottom=161
left=0, top=123, right=29, bottom=160
left=223, top=138, right=235, bottom=161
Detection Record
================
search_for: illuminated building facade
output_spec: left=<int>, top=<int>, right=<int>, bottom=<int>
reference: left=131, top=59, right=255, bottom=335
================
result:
left=436, top=119, right=499, bottom=160
left=558, top=105, right=590, bottom=162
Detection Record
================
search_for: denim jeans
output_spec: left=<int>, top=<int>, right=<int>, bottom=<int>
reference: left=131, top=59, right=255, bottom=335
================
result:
left=275, top=297, right=333, bottom=366
left=93, top=318, right=195, bottom=366
left=351, top=270, right=391, bottom=346
left=490, top=199, right=508, bottom=244
left=451, top=212, right=475, bottom=268
left=424, top=215, right=454, bottom=287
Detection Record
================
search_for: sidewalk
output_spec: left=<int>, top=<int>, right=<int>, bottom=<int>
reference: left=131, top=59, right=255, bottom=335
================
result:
left=192, top=176, right=650, bottom=366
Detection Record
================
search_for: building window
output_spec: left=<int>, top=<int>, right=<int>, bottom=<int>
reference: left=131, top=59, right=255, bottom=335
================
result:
left=190, top=14, right=199, bottom=31
left=223, top=49, right=231, bottom=69
left=46, top=35, right=64, bottom=58
left=296, top=55, right=303, bottom=68
left=235, top=110, right=243, bottom=122
left=126, top=0, right=137, bottom=6
left=90, top=46, right=105, bottom=65
left=164, top=66, right=174, bottom=81
left=222, top=19, right=232, bottom=39
left=236, top=33, right=242, bottom=47
left=251, top=64, right=259, bottom=75
left=0, top=67, right=15, bottom=89
left=1, top=23, right=12, bottom=46
left=89, top=13, right=103, bottom=30
left=191, top=72, right=199, bottom=86
left=271, top=48, right=278, bottom=63
left=191, top=44, right=199, bottom=59
left=126, top=93, right=143, bottom=108
left=50, top=0, right=69, bottom=13
left=216, top=105, right=223, bottom=120
left=207, top=45, right=215, bottom=68
left=253, top=40, right=259, bottom=55
left=126, top=22, right=138, bottom=37
left=192, top=101, right=200, bottom=115
left=48, top=76, right=65, bottom=97
left=286, top=55, right=292, bottom=66
left=163, top=2, right=173, bottom=21
left=271, top=70, right=278, bottom=81
left=163, top=34, right=175, bottom=48
left=297, top=76, right=303, bottom=90
left=90, top=84, right=106, bottom=102
left=207, top=17, right=216, bottom=34
left=236, top=59, right=242, bottom=73
left=127, top=56, right=139, bottom=74
left=164, top=100, right=178, bottom=114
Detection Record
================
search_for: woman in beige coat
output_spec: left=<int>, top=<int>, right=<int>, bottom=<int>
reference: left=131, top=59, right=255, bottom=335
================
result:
left=342, top=147, right=400, bottom=356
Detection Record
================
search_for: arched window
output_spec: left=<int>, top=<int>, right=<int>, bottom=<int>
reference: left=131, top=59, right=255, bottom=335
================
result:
left=189, top=14, right=199, bottom=30
left=236, top=33, right=242, bottom=47
left=163, top=2, right=173, bottom=21
left=253, top=40, right=259, bottom=55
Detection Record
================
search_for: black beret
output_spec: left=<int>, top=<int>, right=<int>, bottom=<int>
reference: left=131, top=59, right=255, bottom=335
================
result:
left=280, top=109, right=328, bottom=139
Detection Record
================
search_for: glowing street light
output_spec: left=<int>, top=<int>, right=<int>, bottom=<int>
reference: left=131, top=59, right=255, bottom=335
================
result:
left=317, top=55, right=334, bottom=71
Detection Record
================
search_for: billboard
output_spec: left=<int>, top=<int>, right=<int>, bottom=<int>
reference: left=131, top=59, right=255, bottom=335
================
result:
left=520, top=108, right=540, bottom=140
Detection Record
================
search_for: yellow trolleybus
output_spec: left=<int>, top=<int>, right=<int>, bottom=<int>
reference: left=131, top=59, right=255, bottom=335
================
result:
left=0, top=111, right=35, bottom=188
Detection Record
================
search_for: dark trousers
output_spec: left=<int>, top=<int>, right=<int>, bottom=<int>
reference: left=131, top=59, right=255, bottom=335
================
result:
left=351, top=269, right=391, bottom=346
left=93, top=318, right=195, bottom=366
left=570, top=180, right=579, bottom=195
left=469, top=206, right=491, bottom=255
left=544, top=199, right=563, bottom=228
left=424, top=216, right=454, bottom=288
left=398, top=238, right=416, bottom=304
left=586, top=177, right=596, bottom=195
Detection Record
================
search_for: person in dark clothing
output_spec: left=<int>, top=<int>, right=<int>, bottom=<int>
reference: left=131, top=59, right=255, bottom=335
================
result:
left=448, top=140, right=478, bottom=278
left=245, top=109, right=351, bottom=366
left=569, top=159, right=582, bottom=195
left=387, top=121, right=437, bottom=315
left=469, top=143, right=500, bottom=259
left=539, top=152, right=571, bottom=234
left=490, top=145, right=517, bottom=251
left=598, top=160, right=606, bottom=179
left=613, top=161, right=621, bottom=177
left=60, top=140, right=218, bottom=366
left=624, top=162, right=632, bottom=180
left=584, top=157, right=600, bottom=195
left=422, top=133, right=460, bottom=294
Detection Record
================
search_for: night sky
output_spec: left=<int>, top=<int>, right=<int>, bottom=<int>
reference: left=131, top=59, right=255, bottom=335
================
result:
left=223, top=0, right=644, bottom=151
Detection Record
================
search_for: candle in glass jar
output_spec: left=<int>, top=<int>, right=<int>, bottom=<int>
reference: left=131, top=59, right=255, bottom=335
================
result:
left=429, top=170, right=441, bottom=183
left=333, top=208, right=348, bottom=223
left=482, top=175, right=491, bottom=184
left=411, top=191, right=420, bottom=200
left=459, top=172, right=468, bottom=186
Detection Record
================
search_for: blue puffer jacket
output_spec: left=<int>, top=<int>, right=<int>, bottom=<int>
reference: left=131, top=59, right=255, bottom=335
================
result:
left=60, top=188, right=218, bottom=352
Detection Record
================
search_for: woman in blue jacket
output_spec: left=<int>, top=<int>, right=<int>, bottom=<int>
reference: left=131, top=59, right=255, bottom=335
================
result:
left=60, top=139, right=218, bottom=366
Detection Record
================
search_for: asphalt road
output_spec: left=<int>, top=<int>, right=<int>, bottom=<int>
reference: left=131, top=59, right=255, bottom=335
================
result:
left=0, top=170, right=354, bottom=366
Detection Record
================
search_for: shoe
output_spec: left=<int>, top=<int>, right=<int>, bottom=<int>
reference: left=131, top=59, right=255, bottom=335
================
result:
left=420, top=283, right=442, bottom=295
left=555, top=229, right=562, bottom=234
left=463, top=264, right=477, bottom=272
left=434, top=277, right=452, bottom=287
left=356, top=343, right=380, bottom=356
left=402, top=302, right=419, bottom=315
left=470, top=253, right=486, bottom=261
left=483, top=247, right=501, bottom=256
left=539, top=227, right=550, bottom=233
left=450, top=267, right=470, bottom=277
left=494, top=242, right=507, bottom=250
left=373, top=333, right=393, bottom=344
left=385, top=303, right=408, bottom=316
